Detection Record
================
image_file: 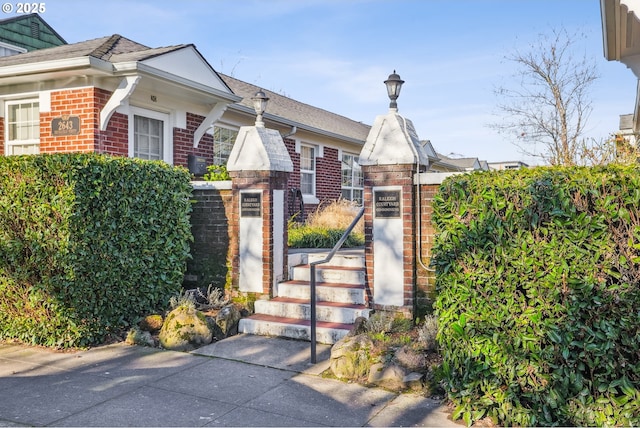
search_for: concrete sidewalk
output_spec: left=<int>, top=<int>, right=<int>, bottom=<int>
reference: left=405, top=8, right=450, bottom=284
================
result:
left=0, top=334, right=460, bottom=427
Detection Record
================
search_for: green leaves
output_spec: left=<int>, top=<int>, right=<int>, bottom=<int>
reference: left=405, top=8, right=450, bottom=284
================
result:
left=0, top=154, right=192, bottom=348
left=433, top=165, right=640, bottom=426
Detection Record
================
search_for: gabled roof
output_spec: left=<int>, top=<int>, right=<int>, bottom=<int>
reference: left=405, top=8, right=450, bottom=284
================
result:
left=0, top=34, right=178, bottom=66
left=221, top=74, right=370, bottom=144
left=0, top=13, right=66, bottom=51
left=0, top=34, right=237, bottom=101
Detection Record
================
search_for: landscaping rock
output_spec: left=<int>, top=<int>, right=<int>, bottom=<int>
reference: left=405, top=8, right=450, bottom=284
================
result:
left=394, top=345, right=427, bottom=371
left=367, top=362, right=407, bottom=391
left=138, top=314, right=163, bottom=333
left=125, top=327, right=155, bottom=347
left=329, top=334, right=374, bottom=380
left=403, top=372, right=425, bottom=391
left=159, top=306, right=213, bottom=351
left=215, top=304, right=241, bottom=339
left=347, top=316, right=368, bottom=337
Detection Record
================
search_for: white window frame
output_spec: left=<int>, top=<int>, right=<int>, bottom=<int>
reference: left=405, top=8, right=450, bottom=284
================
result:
left=341, top=152, right=364, bottom=205
left=128, top=106, right=171, bottom=164
left=4, top=99, right=40, bottom=156
left=0, top=41, right=26, bottom=57
left=299, top=143, right=316, bottom=197
left=211, top=125, right=238, bottom=165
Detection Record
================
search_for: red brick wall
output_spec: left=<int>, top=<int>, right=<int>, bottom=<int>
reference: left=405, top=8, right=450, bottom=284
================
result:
left=316, top=146, right=341, bottom=202
left=40, top=88, right=100, bottom=153
left=229, top=170, right=290, bottom=298
left=284, top=138, right=342, bottom=217
left=416, top=183, right=438, bottom=312
left=362, top=164, right=417, bottom=316
left=173, top=112, right=214, bottom=168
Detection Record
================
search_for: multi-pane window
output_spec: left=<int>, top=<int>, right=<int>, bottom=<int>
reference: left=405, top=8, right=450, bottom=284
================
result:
left=133, top=115, right=163, bottom=160
left=300, top=145, right=315, bottom=195
left=341, top=153, right=363, bottom=205
left=212, top=126, right=238, bottom=164
left=5, top=100, right=39, bottom=155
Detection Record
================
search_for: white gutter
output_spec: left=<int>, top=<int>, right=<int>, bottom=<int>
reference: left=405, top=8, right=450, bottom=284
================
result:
left=0, top=56, right=113, bottom=78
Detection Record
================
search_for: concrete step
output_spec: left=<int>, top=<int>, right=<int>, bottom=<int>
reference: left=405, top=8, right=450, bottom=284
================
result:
left=306, top=251, right=365, bottom=268
left=291, top=265, right=365, bottom=285
left=254, top=297, right=370, bottom=324
left=238, top=314, right=352, bottom=344
left=277, top=280, right=367, bottom=305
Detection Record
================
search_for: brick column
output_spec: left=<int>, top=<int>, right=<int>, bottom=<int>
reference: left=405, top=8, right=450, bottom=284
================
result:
left=359, top=110, right=429, bottom=319
left=226, top=124, right=293, bottom=303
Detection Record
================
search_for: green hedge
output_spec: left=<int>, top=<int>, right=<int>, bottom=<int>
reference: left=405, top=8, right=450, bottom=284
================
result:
left=432, top=166, right=640, bottom=426
left=0, top=154, right=192, bottom=348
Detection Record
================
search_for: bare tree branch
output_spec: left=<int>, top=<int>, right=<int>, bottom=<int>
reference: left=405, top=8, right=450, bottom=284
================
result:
left=490, top=27, right=600, bottom=166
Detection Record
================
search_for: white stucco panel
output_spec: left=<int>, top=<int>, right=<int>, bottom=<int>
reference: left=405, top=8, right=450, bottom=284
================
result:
left=359, top=112, right=429, bottom=167
left=227, top=126, right=293, bottom=172
left=141, top=46, right=230, bottom=93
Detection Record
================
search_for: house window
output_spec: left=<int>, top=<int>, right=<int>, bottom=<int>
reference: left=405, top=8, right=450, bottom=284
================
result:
left=5, top=100, right=39, bottom=155
left=129, top=108, right=170, bottom=163
left=0, top=41, right=26, bottom=57
left=212, top=126, right=238, bottom=164
left=341, top=153, right=363, bottom=205
left=300, top=144, right=315, bottom=195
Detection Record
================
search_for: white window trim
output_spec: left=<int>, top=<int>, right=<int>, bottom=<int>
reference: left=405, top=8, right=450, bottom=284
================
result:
left=341, top=151, right=364, bottom=205
left=4, top=98, right=40, bottom=156
left=128, top=106, right=172, bottom=164
left=299, top=143, right=317, bottom=197
left=0, top=41, right=27, bottom=55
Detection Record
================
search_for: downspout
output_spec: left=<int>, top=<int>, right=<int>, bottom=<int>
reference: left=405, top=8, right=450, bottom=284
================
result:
left=282, top=125, right=297, bottom=139
left=399, top=115, right=434, bottom=273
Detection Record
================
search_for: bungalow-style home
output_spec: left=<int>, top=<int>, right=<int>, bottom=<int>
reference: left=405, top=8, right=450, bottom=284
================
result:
left=0, top=17, right=495, bottom=214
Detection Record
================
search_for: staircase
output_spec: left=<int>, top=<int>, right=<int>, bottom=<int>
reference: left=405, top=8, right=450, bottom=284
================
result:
left=238, top=249, right=370, bottom=344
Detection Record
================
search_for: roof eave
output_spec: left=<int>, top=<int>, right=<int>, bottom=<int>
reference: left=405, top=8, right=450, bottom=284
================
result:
left=0, top=56, right=113, bottom=79
left=115, top=61, right=241, bottom=104
left=228, top=103, right=366, bottom=146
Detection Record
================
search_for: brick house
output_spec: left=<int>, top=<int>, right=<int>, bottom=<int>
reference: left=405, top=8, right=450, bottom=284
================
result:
left=0, top=30, right=374, bottom=213
left=0, top=25, right=481, bottom=215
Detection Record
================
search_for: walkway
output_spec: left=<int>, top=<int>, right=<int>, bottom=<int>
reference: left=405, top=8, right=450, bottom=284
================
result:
left=0, top=334, right=460, bottom=427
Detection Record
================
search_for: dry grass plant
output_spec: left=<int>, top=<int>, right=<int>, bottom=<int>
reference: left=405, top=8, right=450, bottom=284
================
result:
left=306, top=199, right=364, bottom=235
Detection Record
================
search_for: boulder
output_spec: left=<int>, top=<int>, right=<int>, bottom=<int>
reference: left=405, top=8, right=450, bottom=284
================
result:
left=159, top=306, right=213, bottom=351
left=347, top=316, right=369, bottom=337
left=394, top=345, right=427, bottom=372
left=368, top=362, right=407, bottom=391
left=138, top=314, right=163, bottom=333
left=215, top=304, right=241, bottom=339
left=125, top=327, right=155, bottom=347
left=329, top=334, right=374, bottom=380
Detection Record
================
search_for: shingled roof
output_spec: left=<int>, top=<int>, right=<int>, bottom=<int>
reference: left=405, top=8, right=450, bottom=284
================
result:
left=221, top=74, right=371, bottom=144
left=0, top=34, right=189, bottom=66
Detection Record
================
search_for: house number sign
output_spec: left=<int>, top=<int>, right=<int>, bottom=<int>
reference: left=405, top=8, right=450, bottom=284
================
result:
left=374, top=190, right=401, bottom=218
left=240, top=192, right=262, bottom=217
left=51, top=115, right=81, bottom=136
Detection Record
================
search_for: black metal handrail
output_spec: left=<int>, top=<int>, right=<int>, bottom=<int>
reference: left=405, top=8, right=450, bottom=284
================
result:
left=309, top=206, right=365, bottom=364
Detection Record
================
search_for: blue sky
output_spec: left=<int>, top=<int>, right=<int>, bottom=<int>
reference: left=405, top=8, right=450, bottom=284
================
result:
left=10, top=0, right=638, bottom=164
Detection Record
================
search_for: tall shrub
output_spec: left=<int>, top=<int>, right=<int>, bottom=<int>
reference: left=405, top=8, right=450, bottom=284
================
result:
left=432, top=166, right=640, bottom=426
left=0, top=154, right=192, bottom=347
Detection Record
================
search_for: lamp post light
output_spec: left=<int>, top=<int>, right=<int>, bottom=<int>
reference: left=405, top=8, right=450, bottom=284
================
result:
left=252, top=89, right=269, bottom=127
left=384, top=70, right=404, bottom=111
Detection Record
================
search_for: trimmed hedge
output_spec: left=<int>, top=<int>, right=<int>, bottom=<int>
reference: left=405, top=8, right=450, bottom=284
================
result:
left=0, top=154, right=192, bottom=348
left=432, top=166, right=640, bottom=426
